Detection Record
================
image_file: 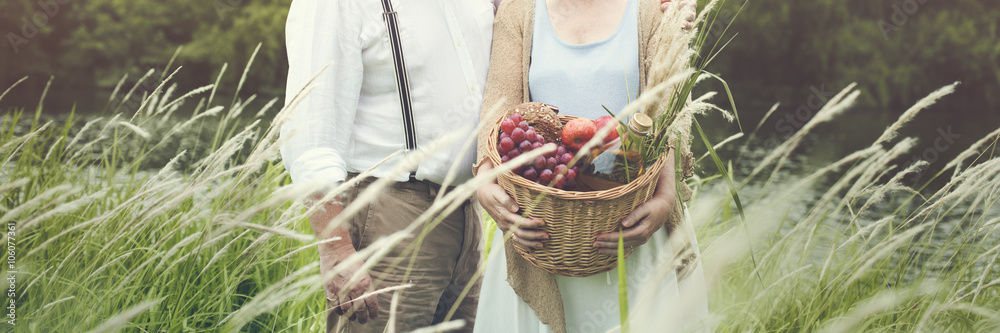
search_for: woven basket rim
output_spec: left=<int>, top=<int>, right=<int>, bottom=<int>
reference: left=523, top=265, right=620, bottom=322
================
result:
left=487, top=107, right=666, bottom=200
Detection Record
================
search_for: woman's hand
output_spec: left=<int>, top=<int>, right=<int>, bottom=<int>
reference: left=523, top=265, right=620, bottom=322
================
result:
left=660, top=0, right=697, bottom=30
left=592, top=195, right=674, bottom=255
left=593, top=150, right=680, bottom=255
left=477, top=161, right=549, bottom=252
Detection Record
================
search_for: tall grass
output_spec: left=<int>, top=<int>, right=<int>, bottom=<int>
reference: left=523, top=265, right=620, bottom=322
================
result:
left=2, top=61, right=998, bottom=332
left=691, top=83, right=1000, bottom=331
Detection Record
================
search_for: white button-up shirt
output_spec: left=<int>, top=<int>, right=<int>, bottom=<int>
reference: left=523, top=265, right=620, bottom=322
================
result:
left=281, top=0, right=494, bottom=190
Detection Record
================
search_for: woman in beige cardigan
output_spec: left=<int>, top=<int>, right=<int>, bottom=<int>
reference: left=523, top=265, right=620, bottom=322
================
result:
left=473, top=0, right=709, bottom=332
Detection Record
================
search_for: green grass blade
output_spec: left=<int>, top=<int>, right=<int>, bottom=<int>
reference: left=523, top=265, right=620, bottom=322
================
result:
left=693, top=117, right=761, bottom=286
left=618, top=231, right=630, bottom=333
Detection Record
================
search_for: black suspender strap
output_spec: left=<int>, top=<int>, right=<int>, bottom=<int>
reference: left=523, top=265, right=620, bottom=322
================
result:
left=380, top=0, right=417, bottom=152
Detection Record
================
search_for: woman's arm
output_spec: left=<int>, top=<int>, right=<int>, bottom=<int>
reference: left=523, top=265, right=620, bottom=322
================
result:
left=591, top=0, right=698, bottom=252
left=475, top=0, right=549, bottom=252
left=476, top=0, right=527, bottom=172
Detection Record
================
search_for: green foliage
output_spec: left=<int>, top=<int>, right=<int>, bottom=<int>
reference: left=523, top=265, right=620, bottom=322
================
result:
left=1, top=0, right=290, bottom=102
left=700, top=0, right=1000, bottom=110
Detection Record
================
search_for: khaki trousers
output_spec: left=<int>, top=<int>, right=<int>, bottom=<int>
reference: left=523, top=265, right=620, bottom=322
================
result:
left=327, top=176, right=482, bottom=333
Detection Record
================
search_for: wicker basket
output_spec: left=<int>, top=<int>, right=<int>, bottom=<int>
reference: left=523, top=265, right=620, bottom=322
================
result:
left=487, top=107, right=666, bottom=277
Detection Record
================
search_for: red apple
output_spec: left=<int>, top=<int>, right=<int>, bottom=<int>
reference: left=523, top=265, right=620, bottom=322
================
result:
left=594, top=115, right=619, bottom=144
left=561, top=118, right=598, bottom=152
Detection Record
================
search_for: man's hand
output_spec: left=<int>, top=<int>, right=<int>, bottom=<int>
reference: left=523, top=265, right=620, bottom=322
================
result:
left=476, top=161, right=549, bottom=253
left=319, top=242, right=379, bottom=324
left=309, top=197, right=378, bottom=324
left=661, top=0, right=697, bottom=30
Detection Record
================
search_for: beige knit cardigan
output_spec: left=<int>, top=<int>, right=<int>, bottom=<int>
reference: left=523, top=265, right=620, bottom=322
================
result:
left=474, top=0, right=696, bottom=332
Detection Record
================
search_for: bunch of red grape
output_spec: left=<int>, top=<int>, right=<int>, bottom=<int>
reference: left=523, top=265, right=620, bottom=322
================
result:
left=498, top=113, right=579, bottom=190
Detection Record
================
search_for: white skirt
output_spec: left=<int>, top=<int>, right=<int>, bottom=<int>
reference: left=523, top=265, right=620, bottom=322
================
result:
left=474, top=208, right=710, bottom=333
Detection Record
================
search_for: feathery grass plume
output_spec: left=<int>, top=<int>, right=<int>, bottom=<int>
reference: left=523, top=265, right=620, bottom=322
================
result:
left=916, top=302, right=1000, bottom=332
left=114, top=68, right=156, bottom=115
left=105, top=73, right=129, bottom=112
left=767, top=145, right=883, bottom=206
left=797, top=154, right=885, bottom=233
left=960, top=277, right=1000, bottom=305
left=65, top=116, right=104, bottom=150
left=0, top=120, right=52, bottom=162
left=160, top=232, right=235, bottom=274
left=22, top=266, right=51, bottom=297
left=855, top=159, right=926, bottom=205
left=748, top=264, right=814, bottom=306
left=838, top=138, right=918, bottom=208
left=35, top=76, right=53, bottom=113
left=387, top=291, right=402, bottom=333
left=0, top=183, right=73, bottom=227
left=818, top=282, right=937, bottom=333
left=945, top=126, right=1000, bottom=176
left=155, top=150, right=186, bottom=179
left=158, top=84, right=214, bottom=114
left=222, top=221, right=313, bottom=242
left=874, top=82, right=960, bottom=145
left=86, top=251, right=134, bottom=281
left=157, top=83, right=177, bottom=111
left=134, top=67, right=181, bottom=120
left=40, top=296, right=75, bottom=311
left=828, top=216, right=896, bottom=269
left=409, top=321, right=467, bottom=333
left=751, top=84, right=860, bottom=184
left=220, top=264, right=321, bottom=332
left=905, top=159, right=1000, bottom=226
left=0, top=178, right=29, bottom=195
left=0, top=76, right=28, bottom=104
left=845, top=223, right=930, bottom=286
left=698, top=132, right=743, bottom=163
left=189, top=121, right=259, bottom=176
left=153, top=232, right=205, bottom=273
left=116, top=120, right=151, bottom=139
left=253, top=97, right=280, bottom=119
left=84, top=298, right=163, bottom=333
left=168, top=105, right=224, bottom=138
left=225, top=94, right=256, bottom=121
left=197, top=229, right=253, bottom=277
left=20, top=188, right=102, bottom=231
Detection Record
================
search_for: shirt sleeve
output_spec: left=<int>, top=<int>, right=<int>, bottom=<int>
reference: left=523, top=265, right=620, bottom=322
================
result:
left=281, top=0, right=363, bottom=193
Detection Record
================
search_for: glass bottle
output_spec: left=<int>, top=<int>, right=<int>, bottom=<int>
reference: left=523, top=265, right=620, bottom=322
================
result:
left=579, top=113, right=652, bottom=191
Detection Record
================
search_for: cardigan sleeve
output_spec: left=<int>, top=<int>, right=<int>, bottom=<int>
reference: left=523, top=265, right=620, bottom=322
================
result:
left=475, top=0, right=527, bottom=175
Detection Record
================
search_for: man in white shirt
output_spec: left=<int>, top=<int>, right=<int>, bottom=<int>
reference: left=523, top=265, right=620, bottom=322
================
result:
left=281, top=1, right=494, bottom=332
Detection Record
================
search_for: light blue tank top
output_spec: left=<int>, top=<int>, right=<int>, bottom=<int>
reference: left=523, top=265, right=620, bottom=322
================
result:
left=529, top=0, right=641, bottom=120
